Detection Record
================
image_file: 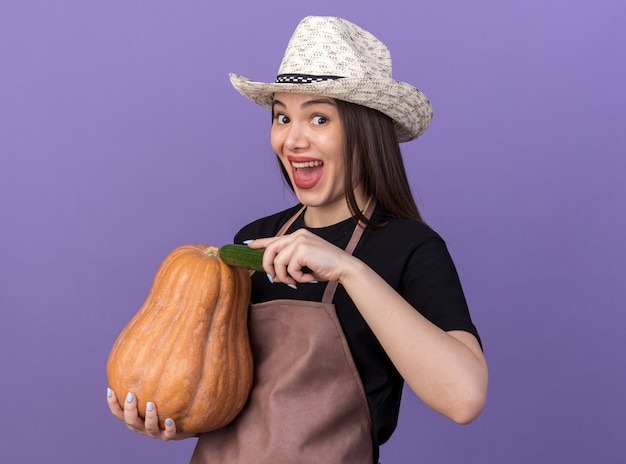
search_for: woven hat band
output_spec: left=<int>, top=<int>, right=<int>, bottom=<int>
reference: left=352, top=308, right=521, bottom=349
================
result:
left=275, top=74, right=344, bottom=84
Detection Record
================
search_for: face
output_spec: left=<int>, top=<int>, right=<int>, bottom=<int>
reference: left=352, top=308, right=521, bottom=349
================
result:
left=271, top=92, right=350, bottom=219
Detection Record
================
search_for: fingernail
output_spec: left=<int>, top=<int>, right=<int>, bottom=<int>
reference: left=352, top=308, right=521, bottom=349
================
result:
left=107, top=387, right=112, bottom=398
left=287, top=283, right=297, bottom=290
left=266, top=273, right=274, bottom=284
left=147, top=402, right=154, bottom=412
left=165, top=418, right=173, bottom=426
left=307, top=281, right=319, bottom=284
left=126, top=392, right=133, bottom=403
left=243, top=239, right=254, bottom=244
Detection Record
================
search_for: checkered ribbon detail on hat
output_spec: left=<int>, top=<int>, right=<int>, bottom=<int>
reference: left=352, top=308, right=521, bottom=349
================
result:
left=275, top=74, right=343, bottom=84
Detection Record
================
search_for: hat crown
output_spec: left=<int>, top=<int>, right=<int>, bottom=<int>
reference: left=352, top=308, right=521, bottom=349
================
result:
left=229, top=16, right=433, bottom=141
left=277, top=16, right=392, bottom=79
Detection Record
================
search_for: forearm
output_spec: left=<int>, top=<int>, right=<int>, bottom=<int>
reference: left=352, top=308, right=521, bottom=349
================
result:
left=339, top=257, right=488, bottom=424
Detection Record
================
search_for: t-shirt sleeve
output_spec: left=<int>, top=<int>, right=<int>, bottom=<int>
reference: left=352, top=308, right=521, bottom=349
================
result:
left=402, top=236, right=481, bottom=346
left=234, top=224, right=255, bottom=245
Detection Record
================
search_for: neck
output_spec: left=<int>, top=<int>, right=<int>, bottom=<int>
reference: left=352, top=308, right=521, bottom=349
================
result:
left=302, top=189, right=368, bottom=228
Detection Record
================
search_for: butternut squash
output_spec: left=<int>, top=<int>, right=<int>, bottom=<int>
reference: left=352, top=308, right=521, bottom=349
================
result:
left=106, top=245, right=253, bottom=433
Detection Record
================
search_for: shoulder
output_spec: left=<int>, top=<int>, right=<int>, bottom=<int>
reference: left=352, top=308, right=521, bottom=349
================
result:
left=357, top=210, right=456, bottom=283
left=233, top=204, right=303, bottom=244
left=365, top=209, right=444, bottom=251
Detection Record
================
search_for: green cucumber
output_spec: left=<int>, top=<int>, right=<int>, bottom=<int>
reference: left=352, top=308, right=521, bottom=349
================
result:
left=219, top=244, right=265, bottom=272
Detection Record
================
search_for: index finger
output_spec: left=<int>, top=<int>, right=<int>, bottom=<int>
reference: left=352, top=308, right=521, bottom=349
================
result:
left=244, top=236, right=279, bottom=249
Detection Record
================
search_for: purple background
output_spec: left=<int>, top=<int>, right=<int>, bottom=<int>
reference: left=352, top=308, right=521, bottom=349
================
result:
left=1, top=1, right=624, bottom=462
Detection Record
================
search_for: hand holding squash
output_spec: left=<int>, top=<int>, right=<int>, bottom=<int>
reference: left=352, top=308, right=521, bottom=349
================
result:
left=106, top=388, right=194, bottom=440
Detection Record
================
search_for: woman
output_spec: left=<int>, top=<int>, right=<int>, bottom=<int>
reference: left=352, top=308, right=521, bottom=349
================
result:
left=107, top=16, right=488, bottom=463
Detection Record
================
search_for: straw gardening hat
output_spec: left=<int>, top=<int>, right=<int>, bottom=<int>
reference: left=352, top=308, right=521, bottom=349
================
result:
left=229, top=16, right=433, bottom=142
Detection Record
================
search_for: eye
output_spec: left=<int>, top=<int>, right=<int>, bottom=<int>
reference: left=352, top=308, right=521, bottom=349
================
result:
left=275, top=114, right=290, bottom=124
left=311, top=115, right=328, bottom=125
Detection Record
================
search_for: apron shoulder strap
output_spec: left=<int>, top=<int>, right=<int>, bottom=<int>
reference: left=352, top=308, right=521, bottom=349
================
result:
left=322, top=198, right=376, bottom=304
left=276, top=205, right=307, bottom=237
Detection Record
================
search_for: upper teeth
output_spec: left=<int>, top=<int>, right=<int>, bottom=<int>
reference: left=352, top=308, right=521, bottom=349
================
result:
left=292, top=160, right=322, bottom=168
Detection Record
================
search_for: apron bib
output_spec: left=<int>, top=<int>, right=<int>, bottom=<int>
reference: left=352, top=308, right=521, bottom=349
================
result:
left=192, top=202, right=375, bottom=463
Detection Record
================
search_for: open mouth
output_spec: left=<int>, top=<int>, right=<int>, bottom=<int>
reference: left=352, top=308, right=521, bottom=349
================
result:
left=290, top=159, right=324, bottom=189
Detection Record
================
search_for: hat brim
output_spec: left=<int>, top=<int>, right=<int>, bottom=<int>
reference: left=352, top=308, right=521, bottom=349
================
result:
left=229, top=73, right=432, bottom=142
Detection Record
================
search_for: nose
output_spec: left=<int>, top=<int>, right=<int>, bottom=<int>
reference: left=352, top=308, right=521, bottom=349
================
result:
left=284, top=121, right=309, bottom=152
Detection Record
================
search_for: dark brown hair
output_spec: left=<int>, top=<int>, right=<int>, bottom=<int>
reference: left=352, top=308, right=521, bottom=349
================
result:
left=275, top=98, right=423, bottom=226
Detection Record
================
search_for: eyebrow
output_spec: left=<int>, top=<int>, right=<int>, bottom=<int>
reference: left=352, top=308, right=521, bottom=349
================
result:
left=272, top=97, right=336, bottom=110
